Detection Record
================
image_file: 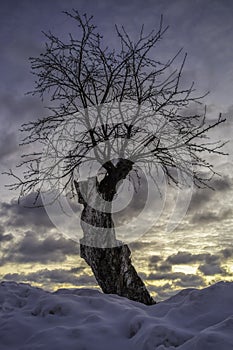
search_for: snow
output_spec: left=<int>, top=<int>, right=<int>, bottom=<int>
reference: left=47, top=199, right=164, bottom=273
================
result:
left=0, top=281, right=233, bottom=349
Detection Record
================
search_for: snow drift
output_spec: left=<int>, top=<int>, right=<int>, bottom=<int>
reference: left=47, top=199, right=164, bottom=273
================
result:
left=0, top=281, right=233, bottom=349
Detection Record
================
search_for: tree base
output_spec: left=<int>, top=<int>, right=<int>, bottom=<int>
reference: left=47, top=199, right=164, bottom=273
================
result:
left=80, top=243, right=155, bottom=305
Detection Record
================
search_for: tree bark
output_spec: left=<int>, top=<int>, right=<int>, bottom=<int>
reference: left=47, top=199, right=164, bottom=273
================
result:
left=74, top=159, right=155, bottom=305
left=80, top=244, right=155, bottom=305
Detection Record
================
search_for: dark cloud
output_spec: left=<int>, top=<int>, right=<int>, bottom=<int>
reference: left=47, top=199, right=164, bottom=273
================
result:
left=163, top=250, right=231, bottom=278
left=204, top=254, right=221, bottom=264
left=188, top=190, right=212, bottom=212
left=0, top=189, right=81, bottom=235
left=69, top=266, right=85, bottom=274
left=223, top=105, right=233, bottom=120
left=0, top=193, right=54, bottom=230
left=0, top=232, right=14, bottom=243
left=148, top=255, right=171, bottom=272
left=156, top=263, right=172, bottom=273
left=0, top=224, right=14, bottom=243
left=165, top=250, right=230, bottom=266
left=191, top=208, right=232, bottom=225
left=129, top=241, right=152, bottom=251
left=0, top=131, right=18, bottom=160
left=221, top=248, right=233, bottom=259
left=3, top=267, right=95, bottom=287
left=198, top=263, right=227, bottom=276
left=149, top=255, right=162, bottom=264
left=147, top=271, right=204, bottom=288
left=175, top=274, right=204, bottom=288
left=0, top=94, right=44, bottom=168
left=166, top=251, right=209, bottom=265
left=147, top=283, right=173, bottom=301
left=188, top=175, right=232, bottom=212
left=0, top=94, right=44, bottom=125
left=113, top=170, right=148, bottom=225
left=1, top=231, right=79, bottom=264
left=210, top=176, right=232, bottom=192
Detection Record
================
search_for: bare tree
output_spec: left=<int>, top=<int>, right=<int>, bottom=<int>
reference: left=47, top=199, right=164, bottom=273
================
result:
left=6, top=11, right=226, bottom=305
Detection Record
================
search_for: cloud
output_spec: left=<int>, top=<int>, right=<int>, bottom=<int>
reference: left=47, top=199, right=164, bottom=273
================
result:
left=165, top=250, right=230, bottom=265
left=148, top=255, right=171, bottom=272
left=0, top=224, right=14, bottom=244
left=188, top=175, right=232, bottom=212
left=198, top=263, right=227, bottom=276
left=175, top=274, right=204, bottom=288
left=163, top=250, right=232, bottom=278
left=113, top=171, right=148, bottom=225
left=221, top=248, right=233, bottom=259
left=1, top=231, right=79, bottom=264
left=147, top=271, right=204, bottom=288
left=0, top=232, right=14, bottom=243
left=129, top=241, right=152, bottom=251
left=148, top=249, right=233, bottom=283
left=156, top=263, right=172, bottom=272
left=3, top=267, right=95, bottom=287
left=0, top=94, right=44, bottom=167
left=147, top=282, right=173, bottom=300
left=188, top=190, right=212, bottom=212
left=191, top=208, right=232, bottom=225
left=149, top=255, right=162, bottom=264
left=210, top=176, right=232, bottom=191
left=0, top=131, right=18, bottom=160
left=166, top=251, right=210, bottom=265
left=0, top=193, right=54, bottom=231
left=0, top=92, right=44, bottom=126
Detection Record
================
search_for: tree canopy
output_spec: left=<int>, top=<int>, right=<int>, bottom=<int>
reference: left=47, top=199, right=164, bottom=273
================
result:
left=6, top=10, right=226, bottom=206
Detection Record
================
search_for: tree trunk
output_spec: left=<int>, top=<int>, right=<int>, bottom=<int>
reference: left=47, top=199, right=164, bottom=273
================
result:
left=80, top=244, right=155, bottom=305
left=74, top=159, right=155, bottom=305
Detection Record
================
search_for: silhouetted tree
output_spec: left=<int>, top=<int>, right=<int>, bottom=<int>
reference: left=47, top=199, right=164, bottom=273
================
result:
left=6, top=11, right=226, bottom=305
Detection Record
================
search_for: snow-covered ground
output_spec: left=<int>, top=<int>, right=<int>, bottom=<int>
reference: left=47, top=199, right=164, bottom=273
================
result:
left=0, top=281, right=233, bottom=349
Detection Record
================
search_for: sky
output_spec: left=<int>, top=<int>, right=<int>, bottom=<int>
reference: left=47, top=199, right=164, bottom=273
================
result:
left=0, top=0, right=233, bottom=301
